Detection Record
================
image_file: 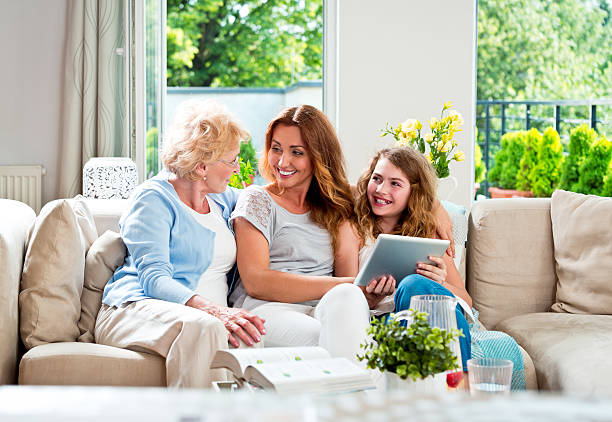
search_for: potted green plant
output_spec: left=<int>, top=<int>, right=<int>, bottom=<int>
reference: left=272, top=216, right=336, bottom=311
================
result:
left=559, top=124, right=597, bottom=192
left=574, top=136, right=612, bottom=196
left=601, top=163, right=612, bottom=197
left=487, top=131, right=533, bottom=198
left=358, top=310, right=461, bottom=391
left=528, top=127, right=564, bottom=197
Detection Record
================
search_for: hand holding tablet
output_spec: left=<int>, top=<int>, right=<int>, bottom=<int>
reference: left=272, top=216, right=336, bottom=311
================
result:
left=353, top=234, right=450, bottom=287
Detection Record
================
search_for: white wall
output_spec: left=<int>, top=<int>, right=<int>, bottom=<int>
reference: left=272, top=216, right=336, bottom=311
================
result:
left=334, top=0, right=477, bottom=208
left=0, top=0, right=67, bottom=205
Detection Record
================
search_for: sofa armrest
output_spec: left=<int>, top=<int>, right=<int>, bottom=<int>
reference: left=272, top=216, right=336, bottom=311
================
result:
left=467, top=198, right=556, bottom=329
left=84, top=199, right=129, bottom=234
left=0, top=200, right=36, bottom=384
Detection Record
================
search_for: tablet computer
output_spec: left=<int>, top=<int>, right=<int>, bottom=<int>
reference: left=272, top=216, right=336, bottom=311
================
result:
left=353, top=234, right=450, bottom=287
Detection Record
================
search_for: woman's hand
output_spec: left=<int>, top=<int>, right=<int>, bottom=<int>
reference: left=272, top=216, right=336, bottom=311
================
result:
left=416, top=255, right=447, bottom=285
left=360, top=275, right=396, bottom=309
left=214, top=307, right=266, bottom=348
left=433, top=202, right=455, bottom=257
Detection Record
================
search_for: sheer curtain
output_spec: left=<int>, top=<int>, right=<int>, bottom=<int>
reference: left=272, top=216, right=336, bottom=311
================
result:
left=58, top=0, right=128, bottom=198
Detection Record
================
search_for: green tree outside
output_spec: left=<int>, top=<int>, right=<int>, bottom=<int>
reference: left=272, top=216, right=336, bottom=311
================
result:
left=166, top=0, right=322, bottom=87
left=575, top=137, right=612, bottom=196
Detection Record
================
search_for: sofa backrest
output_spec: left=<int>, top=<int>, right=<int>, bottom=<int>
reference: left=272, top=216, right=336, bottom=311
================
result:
left=0, top=199, right=36, bottom=384
left=467, top=198, right=557, bottom=329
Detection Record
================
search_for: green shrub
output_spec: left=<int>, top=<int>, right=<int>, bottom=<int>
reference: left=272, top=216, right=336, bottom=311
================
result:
left=559, top=124, right=597, bottom=191
left=516, top=128, right=542, bottom=192
left=488, top=131, right=526, bottom=189
left=474, top=142, right=486, bottom=184
left=239, top=139, right=258, bottom=172
left=358, top=311, right=461, bottom=381
left=575, top=137, right=612, bottom=196
left=529, top=127, right=563, bottom=197
left=601, top=162, right=612, bottom=197
left=146, top=127, right=159, bottom=178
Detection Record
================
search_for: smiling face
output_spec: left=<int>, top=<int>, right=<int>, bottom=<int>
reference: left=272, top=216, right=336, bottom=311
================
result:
left=366, top=157, right=412, bottom=224
left=267, top=123, right=314, bottom=190
left=199, top=145, right=240, bottom=193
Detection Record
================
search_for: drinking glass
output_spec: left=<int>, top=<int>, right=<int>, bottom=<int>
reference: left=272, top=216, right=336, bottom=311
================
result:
left=467, top=358, right=513, bottom=396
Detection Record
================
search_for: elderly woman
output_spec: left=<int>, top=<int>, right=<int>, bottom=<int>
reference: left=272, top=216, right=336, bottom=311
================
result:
left=95, top=100, right=265, bottom=388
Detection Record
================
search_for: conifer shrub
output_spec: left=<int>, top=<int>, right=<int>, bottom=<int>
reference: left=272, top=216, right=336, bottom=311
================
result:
left=559, top=124, right=597, bottom=191
left=516, top=128, right=542, bottom=192
left=575, top=137, right=612, bottom=196
left=529, top=127, right=564, bottom=197
left=488, top=131, right=526, bottom=189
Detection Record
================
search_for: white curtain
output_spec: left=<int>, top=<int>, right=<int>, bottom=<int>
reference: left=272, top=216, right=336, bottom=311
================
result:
left=58, top=0, right=128, bottom=198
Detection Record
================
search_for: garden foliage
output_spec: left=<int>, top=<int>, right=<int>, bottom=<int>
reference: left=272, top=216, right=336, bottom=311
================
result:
left=575, top=137, right=612, bottom=196
left=488, top=131, right=526, bottom=190
left=516, top=129, right=543, bottom=192
left=559, top=125, right=597, bottom=191
left=529, top=128, right=564, bottom=197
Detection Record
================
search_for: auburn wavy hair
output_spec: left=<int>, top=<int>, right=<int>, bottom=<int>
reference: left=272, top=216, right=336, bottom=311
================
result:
left=355, top=147, right=438, bottom=242
left=260, top=105, right=355, bottom=251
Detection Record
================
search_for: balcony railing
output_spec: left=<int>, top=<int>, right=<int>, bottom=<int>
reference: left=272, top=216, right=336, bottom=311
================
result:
left=476, top=99, right=612, bottom=196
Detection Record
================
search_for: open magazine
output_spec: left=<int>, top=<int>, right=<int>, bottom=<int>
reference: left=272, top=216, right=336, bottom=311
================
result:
left=210, top=346, right=375, bottom=394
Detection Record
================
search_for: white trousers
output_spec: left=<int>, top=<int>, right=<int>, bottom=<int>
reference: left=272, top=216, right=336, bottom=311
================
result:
left=250, top=283, right=370, bottom=363
left=95, top=299, right=231, bottom=388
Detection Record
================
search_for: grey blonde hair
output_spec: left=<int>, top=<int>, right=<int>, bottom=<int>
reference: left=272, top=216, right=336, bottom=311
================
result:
left=161, top=100, right=250, bottom=181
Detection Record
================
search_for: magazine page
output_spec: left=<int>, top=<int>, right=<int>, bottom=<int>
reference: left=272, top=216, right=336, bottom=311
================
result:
left=211, top=346, right=331, bottom=378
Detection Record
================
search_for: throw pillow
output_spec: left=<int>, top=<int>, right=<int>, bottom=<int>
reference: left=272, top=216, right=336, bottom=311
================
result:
left=19, top=196, right=98, bottom=349
left=77, top=231, right=126, bottom=342
left=550, top=190, right=612, bottom=314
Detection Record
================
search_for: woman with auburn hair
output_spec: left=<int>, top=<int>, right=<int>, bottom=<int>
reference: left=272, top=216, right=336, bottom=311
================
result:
left=230, top=106, right=454, bottom=362
left=95, top=100, right=265, bottom=388
left=230, top=105, right=373, bottom=361
left=334, top=147, right=472, bottom=369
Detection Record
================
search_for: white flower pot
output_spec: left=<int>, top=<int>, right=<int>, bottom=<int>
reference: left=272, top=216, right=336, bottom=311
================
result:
left=384, top=372, right=447, bottom=393
left=437, top=176, right=458, bottom=201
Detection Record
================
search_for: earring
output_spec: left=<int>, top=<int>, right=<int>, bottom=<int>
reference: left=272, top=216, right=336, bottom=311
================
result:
left=203, top=176, right=207, bottom=181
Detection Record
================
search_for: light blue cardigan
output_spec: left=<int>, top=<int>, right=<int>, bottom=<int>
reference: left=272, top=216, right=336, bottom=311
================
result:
left=102, top=171, right=241, bottom=307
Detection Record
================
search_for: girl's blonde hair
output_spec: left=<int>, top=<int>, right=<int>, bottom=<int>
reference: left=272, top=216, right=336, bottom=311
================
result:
left=355, top=147, right=438, bottom=242
left=161, top=100, right=249, bottom=181
left=260, top=105, right=355, bottom=251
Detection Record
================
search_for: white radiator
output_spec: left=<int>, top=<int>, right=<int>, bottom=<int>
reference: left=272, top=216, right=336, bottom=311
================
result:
left=0, top=165, right=46, bottom=214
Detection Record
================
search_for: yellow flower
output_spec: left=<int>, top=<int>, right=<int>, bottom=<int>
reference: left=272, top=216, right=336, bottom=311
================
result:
left=428, top=117, right=439, bottom=130
left=443, top=101, right=453, bottom=110
left=415, top=120, right=423, bottom=131
left=401, top=119, right=418, bottom=133
left=426, top=152, right=433, bottom=162
left=439, top=140, right=452, bottom=153
left=454, top=151, right=465, bottom=162
left=448, top=110, right=464, bottom=126
left=424, top=133, right=434, bottom=144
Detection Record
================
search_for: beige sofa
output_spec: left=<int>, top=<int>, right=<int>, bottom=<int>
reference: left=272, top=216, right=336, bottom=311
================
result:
left=467, top=194, right=612, bottom=395
left=1, top=192, right=609, bottom=392
left=0, top=197, right=167, bottom=386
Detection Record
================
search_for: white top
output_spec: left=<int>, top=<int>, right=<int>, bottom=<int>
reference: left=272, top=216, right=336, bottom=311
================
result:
left=229, top=185, right=334, bottom=310
left=186, top=197, right=236, bottom=306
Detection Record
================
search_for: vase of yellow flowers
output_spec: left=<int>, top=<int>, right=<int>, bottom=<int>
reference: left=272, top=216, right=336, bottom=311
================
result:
left=382, top=102, right=465, bottom=200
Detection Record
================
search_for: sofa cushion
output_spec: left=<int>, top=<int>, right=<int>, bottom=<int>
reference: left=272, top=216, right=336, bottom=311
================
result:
left=19, top=197, right=98, bottom=349
left=467, top=198, right=556, bottom=329
left=19, top=342, right=165, bottom=386
left=78, top=231, right=127, bottom=343
left=497, top=312, right=612, bottom=395
left=550, top=190, right=612, bottom=314
left=0, top=199, right=36, bottom=385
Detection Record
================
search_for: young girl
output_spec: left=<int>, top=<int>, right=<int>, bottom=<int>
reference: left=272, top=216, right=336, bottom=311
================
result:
left=335, top=147, right=472, bottom=369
